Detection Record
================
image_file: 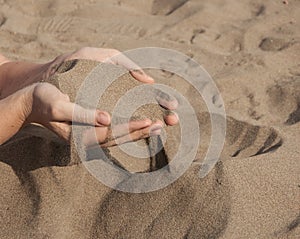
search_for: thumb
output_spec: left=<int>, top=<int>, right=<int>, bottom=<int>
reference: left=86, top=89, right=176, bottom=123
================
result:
left=52, top=101, right=111, bottom=126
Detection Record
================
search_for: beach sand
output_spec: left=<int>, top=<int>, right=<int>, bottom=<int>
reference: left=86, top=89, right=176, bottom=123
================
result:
left=0, top=0, right=299, bottom=238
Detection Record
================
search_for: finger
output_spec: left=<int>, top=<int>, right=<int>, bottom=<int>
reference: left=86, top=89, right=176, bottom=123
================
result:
left=65, top=47, right=112, bottom=62
left=149, top=122, right=163, bottom=136
left=86, top=120, right=163, bottom=148
left=164, top=111, right=179, bottom=126
left=85, top=119, right=152, bottom=147
left=110, top=53, right=154, bottom=83
left=154, top=89, right=178, bottom=110
left=53, top=102, right=111, bottom=126
left=67, top=47, right=154, bottom=83
left=110, top=119, right=152, bottom=138
left=118, top=120, right=163, bottom=143
left=109, top=122, right=163, bottom=147
left=100, top=127, right=155, bottom=148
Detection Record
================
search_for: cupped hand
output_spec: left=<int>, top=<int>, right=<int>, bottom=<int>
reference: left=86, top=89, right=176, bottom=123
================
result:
left=26, top=83, right=164, bottom=148
left=47, top=47, right=179, bottom=126
left=48, top=47, right=154, bottom=83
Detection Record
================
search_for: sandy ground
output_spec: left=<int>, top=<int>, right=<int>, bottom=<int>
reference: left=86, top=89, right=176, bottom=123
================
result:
left=0, top=0, right=299, bottom=238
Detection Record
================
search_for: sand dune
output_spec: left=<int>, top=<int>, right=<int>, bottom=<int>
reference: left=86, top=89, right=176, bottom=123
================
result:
left=0, top=0, right=299, bottom=238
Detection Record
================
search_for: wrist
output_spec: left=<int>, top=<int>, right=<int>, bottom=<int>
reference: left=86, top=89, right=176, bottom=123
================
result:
left=0, top=84, right=35, bottom=145
left=0, top=61, right=51, bottom=99
left=20, top=84, right=36, bottom=125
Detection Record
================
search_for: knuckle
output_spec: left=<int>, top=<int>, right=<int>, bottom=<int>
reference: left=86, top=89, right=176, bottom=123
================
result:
left=80, top=111, right=89, bottom=124
left=140, top=129, right=149, bottom=138
left=49, top=103, right=60, bottom=118
left=62, top=94, right=70, bottom=101
left=78, top=46, right=90, bottom=53
left=73, top=47, right=91, bottom=58
left=32, top=83, right=46, bottom=96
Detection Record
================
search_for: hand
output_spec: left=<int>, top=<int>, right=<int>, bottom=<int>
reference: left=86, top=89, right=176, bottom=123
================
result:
left=46, top=47, right=179, bottom=126
left=0, top=48, right=178, bottom=145
left=47, top=47, right=154, bottom=83
left=26, top=83, right=164, bottom=148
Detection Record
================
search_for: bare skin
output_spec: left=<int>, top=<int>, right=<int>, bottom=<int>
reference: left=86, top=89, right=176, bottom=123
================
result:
left=0, top=47, right=178, bottom=147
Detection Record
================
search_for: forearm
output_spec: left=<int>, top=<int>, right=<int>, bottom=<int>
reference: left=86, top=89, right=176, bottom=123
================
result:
left=0, top=60, right=52, bottom=99
left=0, top=85, right=33, bottom=145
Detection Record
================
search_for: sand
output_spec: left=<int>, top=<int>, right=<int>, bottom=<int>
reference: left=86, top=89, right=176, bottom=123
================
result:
left=0, top=0, right=300, bottom=238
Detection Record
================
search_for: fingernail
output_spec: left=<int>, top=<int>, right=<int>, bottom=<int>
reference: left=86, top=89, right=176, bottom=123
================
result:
left=144, top=119, right=152, bottom=125
left=131, top=69, right=154, bottom=83
left=150, top=123, right=162, bottom=135
left=150, top=129, right=161, bottom=136
left=150, top=125, right=162, bottom=135
left=153, top=123, right=163, bottom=129
left=131, top=69, right=144, bottom=75
left=97, top=112, right=110, bottom=125
left=164, top=111, right=179, bottom=126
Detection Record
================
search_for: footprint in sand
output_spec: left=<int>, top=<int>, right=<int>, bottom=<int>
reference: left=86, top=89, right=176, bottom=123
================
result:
left=250, top=3, right=265, bottom=17
left=190, top=27, right=244, bottom=55
left=38, top=16, right=74, bottom=34
left=0, top=30, right=37, bottom=45
left=259, top=37, right=293, bottom=51
left=267, top=78, right=300, bottom=125
left=96, top=21, right=148, bottom=38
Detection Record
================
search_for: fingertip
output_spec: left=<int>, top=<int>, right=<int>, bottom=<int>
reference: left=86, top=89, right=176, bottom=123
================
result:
left=150, top=129, right=162, bottom=136
left=130, top=70, right=155, bottom=84
left=149, top=121, right=163, bottom=136
left=146, top=75, right=155, bottom=83
left=143, top=118, right=152, bottom=126
left=156, top=98, right=178, bottom=110
left=164, top=113, right=179, bottom=126
left=152, top=120, right=164, bottom=128
left=97, top=111, right=111, bottom=126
